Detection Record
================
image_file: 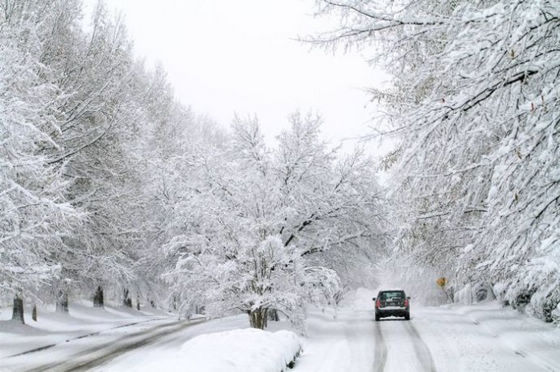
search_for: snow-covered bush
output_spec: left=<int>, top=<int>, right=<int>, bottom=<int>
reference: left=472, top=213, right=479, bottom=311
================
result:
left=552, top=305, right=560, bottom=325
left=455, top=283, right=496, bottom=305
left=500, top=254, right=560, bottom=323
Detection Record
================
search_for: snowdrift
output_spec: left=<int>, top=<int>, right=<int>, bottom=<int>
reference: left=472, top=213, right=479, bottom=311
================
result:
left=182, top=329, right=301, bottom=372
left=135, top=328, right=302, bottom=372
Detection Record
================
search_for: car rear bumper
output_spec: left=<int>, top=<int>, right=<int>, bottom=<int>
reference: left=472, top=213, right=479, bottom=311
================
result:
left=376, top=307, right=409, bottom=317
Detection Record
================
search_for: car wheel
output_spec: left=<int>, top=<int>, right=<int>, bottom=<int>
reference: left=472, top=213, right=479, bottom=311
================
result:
left=404, top=312, right=410, bottom=320
left=375, top=314, right=380, bottom=321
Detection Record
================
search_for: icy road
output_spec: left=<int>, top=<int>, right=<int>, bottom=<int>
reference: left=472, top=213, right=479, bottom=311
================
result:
left=1, top=290, right=559, bottom=372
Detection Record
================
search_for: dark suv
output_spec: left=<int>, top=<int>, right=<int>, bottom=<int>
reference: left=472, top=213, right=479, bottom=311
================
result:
left=373, top=290, right=410, bottom=321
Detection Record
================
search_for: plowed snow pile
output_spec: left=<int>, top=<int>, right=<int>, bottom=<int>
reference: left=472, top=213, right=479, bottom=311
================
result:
left=130, top=328, right=302, bottom=372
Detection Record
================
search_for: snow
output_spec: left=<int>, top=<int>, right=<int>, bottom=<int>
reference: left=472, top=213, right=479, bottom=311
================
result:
left=140, top=329, right=301, bottom=372
left=293, top=289, right=560, bottom=372
left=293, top=288, right=378, bottom=371
left=0, top=302, right=171, bottom=364
left=451, top=303, right=560, bottom=371
left=2, top=289, right=560, bottom=372
left=180, top=329, right=300, bottom=372
left=89, top=315, right=252, bottom=372
left=89, top=316, right=301, bottom=372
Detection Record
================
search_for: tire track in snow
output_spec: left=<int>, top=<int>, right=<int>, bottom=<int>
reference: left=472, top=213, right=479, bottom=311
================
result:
left=404, top=321, right=437, bottom=372
left=64, top=321, right=199, bottom=372
left=25, top=320, right=204, bottom=372
left=3, top=317, right=165, bottom=359
left=373, top=321, right=387, bottom=372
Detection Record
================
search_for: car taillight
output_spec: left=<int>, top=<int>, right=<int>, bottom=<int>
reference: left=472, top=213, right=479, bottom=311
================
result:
left=404, top=298, right=409, bottom=307
left=376, top=299, right=381, bottom=308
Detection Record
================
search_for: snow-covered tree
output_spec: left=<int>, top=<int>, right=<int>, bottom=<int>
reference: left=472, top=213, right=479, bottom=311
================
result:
left=162, top=113, right=384, bottom=329
left=0, top=0, right=83, bottom=321
left=0, top=0, right=209, bottom=313
left=317, top=0, right=560, bottom=320
left=128, top=69, right=229, bottom=309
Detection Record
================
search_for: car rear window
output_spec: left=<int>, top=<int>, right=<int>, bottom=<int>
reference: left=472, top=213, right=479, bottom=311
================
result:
left=380, top=291, right=404, bottom=300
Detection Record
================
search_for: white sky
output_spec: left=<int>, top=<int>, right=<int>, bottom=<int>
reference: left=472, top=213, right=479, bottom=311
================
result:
left=96, top=0, right=388, bottom=149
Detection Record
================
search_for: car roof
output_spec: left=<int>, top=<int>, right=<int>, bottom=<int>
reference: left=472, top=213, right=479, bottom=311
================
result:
left=378, top=289, right=405, bottom=293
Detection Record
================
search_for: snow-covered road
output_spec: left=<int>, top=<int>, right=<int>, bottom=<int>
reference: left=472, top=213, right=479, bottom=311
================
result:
left=2, top=290, right=560, bottom=372
left=295, top=290, right=560, bottom=372
left=293, top=306, right=438, bottom=372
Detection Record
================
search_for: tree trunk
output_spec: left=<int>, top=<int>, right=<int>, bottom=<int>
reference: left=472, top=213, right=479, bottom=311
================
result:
left=12, top=295, right=25, bottom=324
left=268, top=308, right=279, bottom=322
left=93, top=286, right=104, bottom=308
left=56, top=290, right=69, bottom=313
left=32, top=305, right=38, bottom=321
left=248, top=308, right=268, bottom=329
left=123, top=288, right=132, bottom=308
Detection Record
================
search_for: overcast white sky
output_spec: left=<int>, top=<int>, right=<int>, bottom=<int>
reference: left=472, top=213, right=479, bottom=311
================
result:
left=96, top=0, right=388, bottom=148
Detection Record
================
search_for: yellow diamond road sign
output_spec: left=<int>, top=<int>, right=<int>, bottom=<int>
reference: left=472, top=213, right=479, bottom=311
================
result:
left=436, top=277, right=447, bottom=288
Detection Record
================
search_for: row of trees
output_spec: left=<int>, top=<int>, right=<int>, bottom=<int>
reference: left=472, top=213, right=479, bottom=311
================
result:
left=1, top=0, right=387, bottom=328
left=317, top=0, right=560, bottom=321
left=0, top=0, right=222, bottom=320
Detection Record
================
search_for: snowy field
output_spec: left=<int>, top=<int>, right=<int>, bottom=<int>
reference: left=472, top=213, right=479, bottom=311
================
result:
left=1, top=290, right=559, bottom=372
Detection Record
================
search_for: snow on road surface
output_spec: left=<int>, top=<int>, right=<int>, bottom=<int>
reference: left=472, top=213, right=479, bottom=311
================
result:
left=294, top=288, right=560, bottom=372
left=0, top=319, right=183, bottom=371
left=413, top=303, right=560, bottom=372
left=0, top=302, right=172, bottom=359
left=2, top=290, right=560, bottom=372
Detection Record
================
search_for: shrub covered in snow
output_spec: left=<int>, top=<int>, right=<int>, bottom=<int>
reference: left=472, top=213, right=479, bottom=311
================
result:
left=455, top=283, right=496, bottom=305
left=496, top=252, right=560, bottom=323
left=553, top=305, right=560, bottom=325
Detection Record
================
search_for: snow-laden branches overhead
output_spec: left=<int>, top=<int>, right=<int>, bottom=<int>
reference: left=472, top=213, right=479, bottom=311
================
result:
left=317, top=0, right=560, bottom=321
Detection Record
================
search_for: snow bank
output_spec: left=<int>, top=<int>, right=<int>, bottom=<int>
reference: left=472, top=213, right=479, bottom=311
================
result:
left=130, top=328, right=302, bottom=372
left=452, top=302, right=560, bottom=370
left=180, top=329, right=301, bottom=372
